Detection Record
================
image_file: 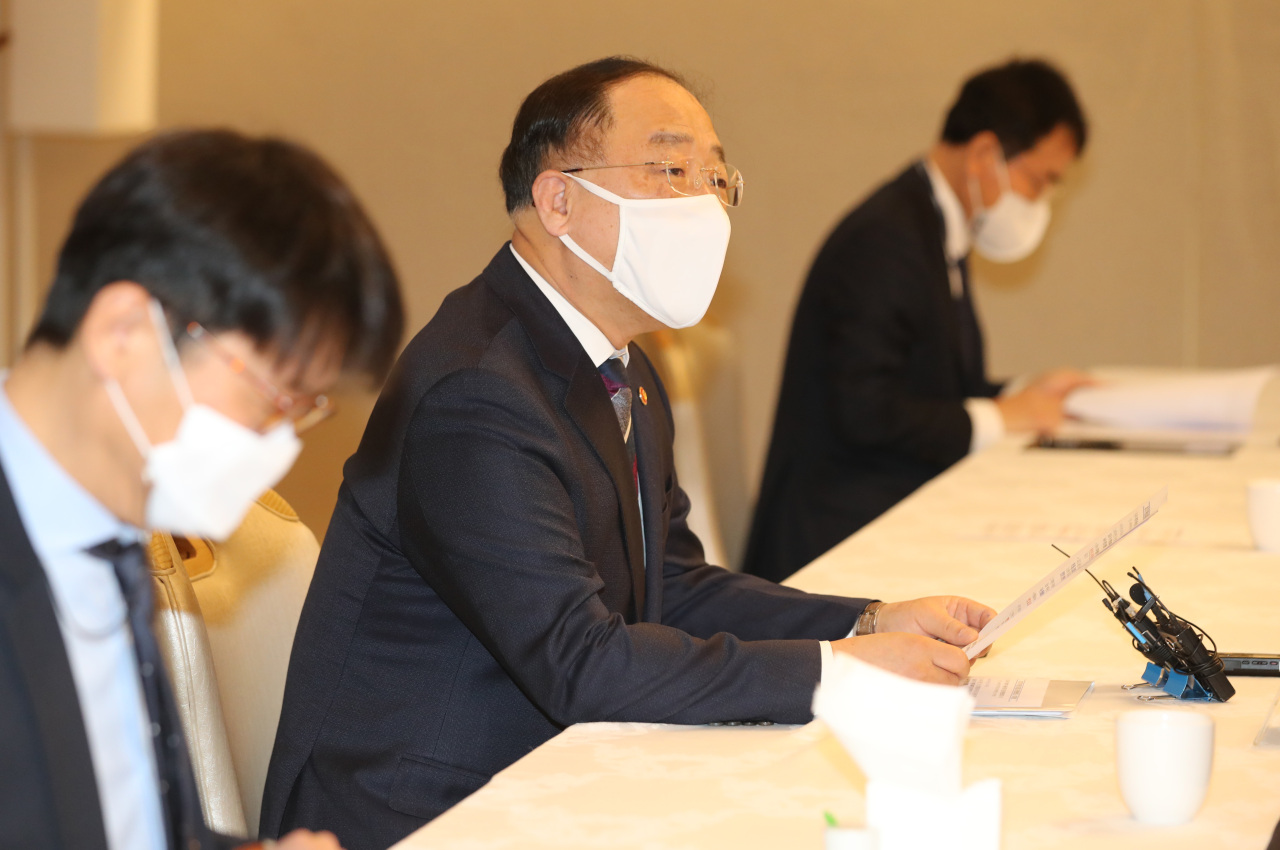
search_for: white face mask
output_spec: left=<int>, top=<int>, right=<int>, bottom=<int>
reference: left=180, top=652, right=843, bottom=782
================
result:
left=558, top=172, right=731, bottom=329
left=104, top=301, right=303, bottom=540
left=968, top=153, right=1051, bottom=263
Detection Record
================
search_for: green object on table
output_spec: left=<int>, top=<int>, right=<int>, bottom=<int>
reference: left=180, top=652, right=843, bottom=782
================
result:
left=823, top=810, right=839, bottom=827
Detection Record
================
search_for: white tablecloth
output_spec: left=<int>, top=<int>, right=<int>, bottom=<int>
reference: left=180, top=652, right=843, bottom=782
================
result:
left=396, top=378, right=1280, bottom=849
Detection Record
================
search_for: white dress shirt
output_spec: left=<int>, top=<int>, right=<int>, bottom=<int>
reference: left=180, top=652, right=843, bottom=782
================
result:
left=922, top=158, right=1006, bottom=454
left=0, top=377, right=166, bottom=850
left=509, top=247, right=848, bottom=679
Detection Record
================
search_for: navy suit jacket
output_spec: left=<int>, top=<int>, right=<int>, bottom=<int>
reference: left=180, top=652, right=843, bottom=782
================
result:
left=260, top=245, right=868, bottom=850
left=0, top=461, right=236, bottom=850
left=745, top=162, right=1002, bottom=583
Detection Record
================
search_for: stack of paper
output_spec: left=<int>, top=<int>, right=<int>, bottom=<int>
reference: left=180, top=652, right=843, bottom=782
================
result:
left=1064, top=367, right=1275, bottom=432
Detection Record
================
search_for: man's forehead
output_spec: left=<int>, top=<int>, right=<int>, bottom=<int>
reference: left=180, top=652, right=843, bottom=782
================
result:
left=645, top=130, right=726, bottom=162
left=603, top=75, right=723, bottom=160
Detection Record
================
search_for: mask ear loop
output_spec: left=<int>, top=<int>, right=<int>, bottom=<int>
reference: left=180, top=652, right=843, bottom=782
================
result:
left=559, top=173, right=622, bottom=281
left=966, top=171, right=984, bottom=221
left=968, top=146, right=1011, bottom=223
left=994, top=150, right=1013, bottom=196
left=146, top=299, right=195, bottom=409
left=103, top=378, right=155, bottom=463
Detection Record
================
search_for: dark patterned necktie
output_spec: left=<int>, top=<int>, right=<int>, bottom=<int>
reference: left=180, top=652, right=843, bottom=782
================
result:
left=953, top=255, right=986, bottom=392
left=598, top=356, right=637, bottom=484
left=86, top=538, right=191, bottom=849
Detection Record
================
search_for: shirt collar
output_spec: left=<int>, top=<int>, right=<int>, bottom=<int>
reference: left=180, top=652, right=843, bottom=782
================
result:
left=510, top=245, right=629, bottom=368
left=923, top=156, right=972, bottom=264
left=0, top=374, right=140, bottom=560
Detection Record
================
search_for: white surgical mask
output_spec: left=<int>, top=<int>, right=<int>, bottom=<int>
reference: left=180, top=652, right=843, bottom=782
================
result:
left=104, top=301, right=302, bottom=540
left=559, top=172, right=731, bottom=329
left=968, top=153, right=1051, bottom=263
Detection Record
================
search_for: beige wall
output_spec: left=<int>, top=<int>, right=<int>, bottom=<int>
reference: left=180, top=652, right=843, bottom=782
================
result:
left=11, top=0, right=1280, bottom=562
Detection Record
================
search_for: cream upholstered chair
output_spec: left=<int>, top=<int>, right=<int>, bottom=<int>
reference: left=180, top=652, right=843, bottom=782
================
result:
left=149, top=532, right=246, bottom=836
left=639, top=325, right=748, bottom=570
left=150, top=489, right=320, bottom=837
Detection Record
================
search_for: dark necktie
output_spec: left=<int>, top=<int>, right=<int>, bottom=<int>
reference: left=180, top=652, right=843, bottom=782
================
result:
left=953, top=255, right=986, bottom=392
left=86, top=538, right=192, bottom=850
left=598, top=356, right=637, bottom=485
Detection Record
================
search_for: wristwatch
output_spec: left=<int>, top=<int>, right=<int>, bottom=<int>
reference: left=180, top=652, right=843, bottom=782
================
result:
left=854, top=601, right=884, bottom=636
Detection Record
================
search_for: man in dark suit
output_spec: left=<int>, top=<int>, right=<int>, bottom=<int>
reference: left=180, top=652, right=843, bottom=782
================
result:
left=262, top=57, right=995, bottom=850
left=745, top=59, right=1092, bottom=583
left=0, top=130, right=403, bottom=850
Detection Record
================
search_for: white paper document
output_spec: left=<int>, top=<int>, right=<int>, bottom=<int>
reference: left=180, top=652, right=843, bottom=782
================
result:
left=964, top=678, right=1094, bottom=717
left=1064, top=367, right=1275, bottom=431
left=966, top=677, right=1049, bottom=709
left=964, top=488, right=1168, bottom=659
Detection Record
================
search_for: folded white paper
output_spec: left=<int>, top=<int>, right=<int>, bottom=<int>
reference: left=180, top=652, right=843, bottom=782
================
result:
left=812, top=654, right=974, bottom=795
left=1065, top=367, right=1275, bottom=431
left=813, top=655, right=1000, bottom=849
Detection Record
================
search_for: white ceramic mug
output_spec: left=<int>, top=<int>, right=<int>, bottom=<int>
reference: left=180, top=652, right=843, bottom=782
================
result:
left=1248, top=479, right=1280, bottom=551
left=1115, top=709, right=1214, bottom=825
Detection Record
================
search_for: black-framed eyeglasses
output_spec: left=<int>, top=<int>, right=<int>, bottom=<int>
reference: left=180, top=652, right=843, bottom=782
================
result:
left=184, top=322, right=336, bottom=433
left=562, top=159, right=744, bottom=207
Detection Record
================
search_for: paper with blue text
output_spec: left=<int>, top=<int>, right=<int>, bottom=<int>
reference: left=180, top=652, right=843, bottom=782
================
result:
left=964, top=487, right=1168, bottom=659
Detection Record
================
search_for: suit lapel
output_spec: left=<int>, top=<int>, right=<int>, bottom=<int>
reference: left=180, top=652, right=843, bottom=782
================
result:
left=0, top=463, right=110, bottom=850
left=485, top=247, right=647, bottom=620
left=562, top=362, right=647, bottom=618
left=906, top=163, right=970, bottom=393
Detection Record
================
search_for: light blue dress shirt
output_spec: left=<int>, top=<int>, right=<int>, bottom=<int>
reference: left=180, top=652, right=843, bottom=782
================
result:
left=0, top=377, right=166, bottom=850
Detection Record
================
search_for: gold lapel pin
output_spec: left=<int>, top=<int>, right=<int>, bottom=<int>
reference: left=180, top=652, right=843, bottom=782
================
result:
left=638, top=386, right=648, bottom=405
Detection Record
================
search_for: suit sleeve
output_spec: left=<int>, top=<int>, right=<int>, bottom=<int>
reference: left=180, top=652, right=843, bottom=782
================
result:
left=821, top=221, right=975, bottom=467
left=396, top=367, right=827, bottom=726
left=659, top=477, right=868, bottom=639
left=627, top=356, right=869, bottom=639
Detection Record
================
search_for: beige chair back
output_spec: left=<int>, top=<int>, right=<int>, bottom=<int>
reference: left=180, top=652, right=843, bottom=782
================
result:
left=638, top=325, right=748, bottom=569
left=150, top=490, right=320, bottom=837
left=150, top=533, right=247, bottom=836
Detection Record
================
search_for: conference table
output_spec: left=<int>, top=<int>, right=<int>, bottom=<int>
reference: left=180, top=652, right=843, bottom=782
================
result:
left=395, top=376, right=1280, bottom=849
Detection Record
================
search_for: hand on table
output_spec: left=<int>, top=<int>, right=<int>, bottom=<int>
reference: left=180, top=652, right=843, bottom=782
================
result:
left=995, top=368, right=1094, bottom=434
left=830, top=595, right=996, bottom=685
left=252, top=830, right=344, bottom=850
left=1025, top=367, right=1095, bottom=397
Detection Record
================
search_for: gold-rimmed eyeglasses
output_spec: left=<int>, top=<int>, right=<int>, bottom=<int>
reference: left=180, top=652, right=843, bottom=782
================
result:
left=184, top=322, right=336, bottom=433
left=562, top=159, right=744, bottom=207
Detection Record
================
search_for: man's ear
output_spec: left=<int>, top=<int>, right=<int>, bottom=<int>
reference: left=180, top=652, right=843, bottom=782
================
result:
left=529, top=169, right=572, bottom=237
left=79, top=281, right=157, bottom=381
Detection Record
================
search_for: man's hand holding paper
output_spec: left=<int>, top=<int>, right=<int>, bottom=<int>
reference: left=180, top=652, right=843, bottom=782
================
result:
left=833, top=595, right=997, bottom=685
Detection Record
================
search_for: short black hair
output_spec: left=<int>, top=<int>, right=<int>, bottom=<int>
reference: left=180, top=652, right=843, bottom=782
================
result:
left=499, top=56, right=687, bottom=214
left=941, top=58, right=1087, bottom=159
left=30, top=128, right=405, bottom=383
